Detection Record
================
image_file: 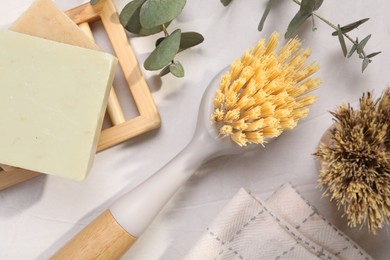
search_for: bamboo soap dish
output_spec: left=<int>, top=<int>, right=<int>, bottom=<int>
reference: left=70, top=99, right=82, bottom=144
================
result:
left=0, top=0, right=160, bottom=190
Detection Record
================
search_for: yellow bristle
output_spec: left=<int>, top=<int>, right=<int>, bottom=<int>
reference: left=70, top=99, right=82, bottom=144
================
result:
left=231, top=131, right=247, bottom=146
left=291, top=107, right=309, bottom=119
left=224, top=108, right=240, bottom=122
left=293, top=63, right=320, bottom=83
left=242, top=106, right=261, bottom=120
left=230, top=78, right=247, bottom=93
left=211, top=32, right=319, bottom=146
left=219, top=125, right=233, bottom=136
left=263, top=116, right=278, bottom=128
left=287, top=49, right=312, bottom=71
left=288, top=83, right=308, bottom=98
left=219, top=74, right=232, bottom=93
left=213, top=89, right=225, bottom=108
left=265, top=32, right=279, bottom=55
left=246, top=118, right=264, bottom=131
left=297, top=96, right=317, bottom=107
left=236, top=66, right=255, bottom=87
left=260, top=101, right=275, bottom=117
left=232, top=119, right=248, bottom=130
left=241, top=50, right=255, bottom=67
left=303, top=78, right=321, bottom=93
left=253, top=90, right=268, bottom=105
left=263, top=127, right=281, bottom=138
left=245, top=131, right=264, bottom=144
left=280, top=117, right=297, bottom=130
left=211, top=108, right=224, bottom=122
left=224, top=90, right=238, bottom=110
left=277, top=38, right=301, bottom=63
left=242, top=79, right=258, bottom=97
left=237, top=96, right=255, bottom=111
left=253, top=39, right=266, bottom=57
left=274, top=109, right=291, bottom=119
left=229, top=60, right=244, bottom=82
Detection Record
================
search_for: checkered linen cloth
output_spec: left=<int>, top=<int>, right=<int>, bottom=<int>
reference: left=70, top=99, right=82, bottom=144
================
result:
left=185, top=184, right=372, bottom=260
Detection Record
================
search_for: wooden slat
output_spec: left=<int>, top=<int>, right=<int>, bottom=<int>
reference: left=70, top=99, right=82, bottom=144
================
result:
left=0, top=0, right=160, bottom=190
left=78, top=22, right=126, bottom=126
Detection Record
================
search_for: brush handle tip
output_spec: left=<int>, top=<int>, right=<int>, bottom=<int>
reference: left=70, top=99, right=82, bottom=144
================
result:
left=51, top=210, right=136, bottom=260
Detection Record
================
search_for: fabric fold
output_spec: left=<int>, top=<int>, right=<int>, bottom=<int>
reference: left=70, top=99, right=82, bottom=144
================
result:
left=185, top=183, right=372, bottom=260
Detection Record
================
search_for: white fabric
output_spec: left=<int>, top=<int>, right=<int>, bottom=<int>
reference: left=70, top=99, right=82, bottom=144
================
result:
left=0, top=0, right=389, bottom=259
left=185, top=184, right=372, bottom=260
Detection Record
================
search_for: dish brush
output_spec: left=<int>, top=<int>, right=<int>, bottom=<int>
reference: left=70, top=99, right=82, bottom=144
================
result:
left=52, top=32, right=320, bottom=259
left=315, top=88, right=390, bottom=234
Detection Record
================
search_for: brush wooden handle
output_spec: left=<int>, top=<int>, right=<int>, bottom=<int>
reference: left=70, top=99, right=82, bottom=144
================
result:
left=51, top=210, right=136, bottom=260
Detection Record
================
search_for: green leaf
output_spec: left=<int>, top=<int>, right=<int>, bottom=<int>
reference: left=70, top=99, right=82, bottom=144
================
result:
left=119, top=0, right=146, bottom=28
left=356, top=34, right=371, bottom=54
left=258, top=0, right=275, bottom=31
left=140, top=0, right=186, bottom=29
left=90, top=0, right=99, bottom=5
left=220, top=0, right=233, bottom=6
left=156, top=32, right=204, bottom=51
left=159, top=65, right=171, bottom=77
left=331, top=18, right=369, bottom=36
left=337, top=25, right=347, bottom=57
left=179, top=32, right=204, bottom=52
left=120, top=0, right=167, bottom=35
left=155, top=37, right=165, bottom=47
left=285, top=11, right=311, bottom=38
left=169, top=61, right=185, bottom=77
left=300, top=0, right=324, bottom=15
left=144, top=29, right=181, bottom=70
left=366, top=51, right=381, bottom=58
left=347, top=44, right=357, bottom=58
left=362, top=57, right=370, bottom=72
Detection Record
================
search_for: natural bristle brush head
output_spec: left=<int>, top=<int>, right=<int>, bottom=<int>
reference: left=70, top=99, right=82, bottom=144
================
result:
left=211, top=32, right=321, bottom=147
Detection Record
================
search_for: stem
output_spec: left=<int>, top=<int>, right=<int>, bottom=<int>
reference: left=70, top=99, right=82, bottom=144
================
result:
left=291, top=0, right=366, bottom=57
left=162, top=24, right=169, bottom=37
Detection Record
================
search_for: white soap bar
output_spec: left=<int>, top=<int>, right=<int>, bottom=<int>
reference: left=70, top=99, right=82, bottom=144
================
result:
left=0, top=29, right=117, bottom=180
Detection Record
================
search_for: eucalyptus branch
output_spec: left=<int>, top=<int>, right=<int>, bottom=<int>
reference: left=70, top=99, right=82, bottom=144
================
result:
left=93, top=0, right=204, bottom=79
left=223, top=0, right=381, bottom=72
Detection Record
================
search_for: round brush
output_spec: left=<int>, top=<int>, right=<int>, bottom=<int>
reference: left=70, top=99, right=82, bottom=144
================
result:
left=52, top=32, right=320, bottom=259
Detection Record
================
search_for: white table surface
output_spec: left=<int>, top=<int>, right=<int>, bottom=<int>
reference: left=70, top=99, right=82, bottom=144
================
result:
left=0, top=0, right=389, bottom=259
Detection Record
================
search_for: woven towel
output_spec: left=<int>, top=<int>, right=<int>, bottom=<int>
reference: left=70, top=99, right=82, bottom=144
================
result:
left=185, top=183, right=372, bottom=260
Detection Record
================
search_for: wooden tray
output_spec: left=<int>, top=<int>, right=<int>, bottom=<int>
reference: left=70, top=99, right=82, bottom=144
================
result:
left=0, top=0, right=160, bottom=190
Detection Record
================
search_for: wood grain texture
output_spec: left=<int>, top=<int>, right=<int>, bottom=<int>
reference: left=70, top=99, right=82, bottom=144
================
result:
left=0, top=0, right=160, bottom=190
left=66, top=0, right=161, bottom=151
left=0, top=166, right=41, bottom=190
left=51, top=210, right=136, bottom=260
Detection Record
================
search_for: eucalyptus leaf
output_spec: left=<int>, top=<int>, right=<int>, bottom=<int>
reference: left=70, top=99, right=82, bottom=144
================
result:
left=220, top=0, right=233, bottom=6
left=347, top=44, right=357, bottom=58
left=119, top=0, right=146, bottom=28
left=357, top=34, right=371, bottom=54
left=120, top=0, right=168, bottom=36
left=366, top=51, right=381, bottom=58
left=144, top=29, right=181, bottom=70
left=157, top=32, right=204, bottom=51
left=258, top=0, right=276, bottom=31
left=337, top=25, right=347, bottom=57
left=140, top=0, right=186, bottom=29
left=362, top=57, right=370, bottom=72
left=169, top=61, right=185, bottom=77
left=90, top=0, right=99, bottom=5
left=300, top=0, right=324, bottom=15
left=159, top=65, right=171, bottom=77
left=285, top=11, right=310, bottom=39
left=331, top=18, right=369, bottom=36
left=179, top=32, right=204, bottom=52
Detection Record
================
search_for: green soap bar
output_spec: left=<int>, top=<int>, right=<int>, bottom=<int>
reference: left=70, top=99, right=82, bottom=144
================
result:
left=0, top=29, right=117, bottom=181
